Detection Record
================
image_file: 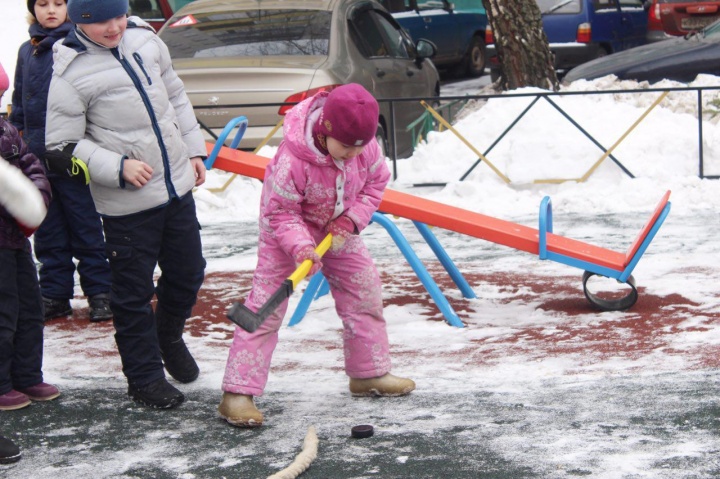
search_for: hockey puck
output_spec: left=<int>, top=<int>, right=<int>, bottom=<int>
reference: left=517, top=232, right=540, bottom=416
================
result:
left=351, top=425, right=374, bottom=438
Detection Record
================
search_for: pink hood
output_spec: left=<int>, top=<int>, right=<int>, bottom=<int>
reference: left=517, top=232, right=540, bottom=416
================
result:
left=258, top=92, right=390, bottom=259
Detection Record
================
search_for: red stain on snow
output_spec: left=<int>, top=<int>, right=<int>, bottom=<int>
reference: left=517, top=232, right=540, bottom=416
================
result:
left=45, top=266, right=719, bottom=369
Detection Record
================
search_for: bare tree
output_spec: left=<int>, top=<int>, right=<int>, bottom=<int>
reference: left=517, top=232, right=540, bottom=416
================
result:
left=483, top=0, right=559, bottom=91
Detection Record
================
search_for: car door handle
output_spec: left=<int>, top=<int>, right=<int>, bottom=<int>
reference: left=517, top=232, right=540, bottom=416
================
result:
left=406, top=70, right=415, bottom=77
left=376, top=69, right=386, bottom=78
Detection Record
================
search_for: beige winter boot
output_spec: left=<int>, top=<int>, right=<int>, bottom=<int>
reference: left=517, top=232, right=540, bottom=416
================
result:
left=218, top=392, right=264, bottom=427
left=349, top=373, right=416, bottom=397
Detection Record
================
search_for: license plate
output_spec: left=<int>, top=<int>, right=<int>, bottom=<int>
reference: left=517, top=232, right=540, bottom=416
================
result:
left=681, top=16, right=719, bottom=30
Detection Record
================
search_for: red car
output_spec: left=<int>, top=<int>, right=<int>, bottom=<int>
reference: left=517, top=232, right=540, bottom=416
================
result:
left=128, top=0, right=195, bottom=31
left=647, top=0, right=720, bottom=41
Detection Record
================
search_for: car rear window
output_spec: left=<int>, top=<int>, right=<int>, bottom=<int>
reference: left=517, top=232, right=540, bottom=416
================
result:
left=537, top=0, right=582, bottom=14
left=161, top=9, right=332, bottom=59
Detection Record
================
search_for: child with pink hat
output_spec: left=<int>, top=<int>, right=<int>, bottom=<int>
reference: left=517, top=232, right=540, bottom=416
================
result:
left=219, top=83, right=415, bottom=428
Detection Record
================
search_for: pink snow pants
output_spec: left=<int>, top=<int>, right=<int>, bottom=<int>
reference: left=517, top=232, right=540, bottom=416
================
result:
left=222, top=232, right=391, bottom=396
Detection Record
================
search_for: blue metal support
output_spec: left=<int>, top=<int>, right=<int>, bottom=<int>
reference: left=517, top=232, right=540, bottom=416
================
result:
left=538, top=196, right=553, bottom=260
left=370, top=213, right=464, bottom=327
left=288, top=272, right=329, bottom=326
left=288, top=212, right=472, bottom=328
left=618, top=204, right=671, bottom=283
left=204, top=116, right=248, bottom=170
left=412, top=221, right=476, bottom=299
left=538, top=194, right=671, bottom=311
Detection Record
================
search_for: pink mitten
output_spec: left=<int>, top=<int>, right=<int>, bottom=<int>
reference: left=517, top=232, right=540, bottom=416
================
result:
left=294, top=245, right=323, bottom=276
left=326, top=215, right=355, bottom=251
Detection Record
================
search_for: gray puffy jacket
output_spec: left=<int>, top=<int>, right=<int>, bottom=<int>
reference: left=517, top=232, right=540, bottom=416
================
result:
left=45, top=18, right=206, bottom=217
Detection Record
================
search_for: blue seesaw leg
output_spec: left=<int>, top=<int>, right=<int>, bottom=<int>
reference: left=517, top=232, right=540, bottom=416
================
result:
left=289, top=214, right=466, bottom=328
left=288, top=272, right=328, bottom=327
left=371, top=213, right=465, bottom=327
left=412, top=221, right=476, bottom=299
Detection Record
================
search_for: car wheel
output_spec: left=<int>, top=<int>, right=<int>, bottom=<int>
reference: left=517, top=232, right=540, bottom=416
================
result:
left=375, top=123, right=389, bottom=159
left=463, top=36, right=486, bottom=78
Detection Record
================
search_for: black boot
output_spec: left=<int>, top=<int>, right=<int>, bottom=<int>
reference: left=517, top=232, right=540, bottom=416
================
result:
left=156, top=308, right=199, bottom=384
left=159, top=337, right=200, bottom=383
left=42, top=297, right=72, bottom=321
left=127, top=378, right=184, bottom=409
left=88, top=293, right=113, bottom=322
left=0, top=435, right=21, bottom=464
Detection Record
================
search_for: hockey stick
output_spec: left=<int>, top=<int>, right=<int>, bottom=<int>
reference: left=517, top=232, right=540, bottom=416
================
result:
left=227, top=234, right=333, bottom=333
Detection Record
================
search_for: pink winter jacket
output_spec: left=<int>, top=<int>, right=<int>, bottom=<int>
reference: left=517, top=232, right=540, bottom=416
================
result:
left=259, top=91, right=390, bottom=259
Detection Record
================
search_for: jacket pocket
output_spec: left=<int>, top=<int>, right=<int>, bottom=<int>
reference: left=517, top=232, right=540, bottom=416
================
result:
left=105, top=241, right=133, bottom=264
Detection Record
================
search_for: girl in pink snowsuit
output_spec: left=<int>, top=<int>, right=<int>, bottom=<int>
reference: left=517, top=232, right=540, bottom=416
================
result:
left=219, top=84, right=415, bottom=427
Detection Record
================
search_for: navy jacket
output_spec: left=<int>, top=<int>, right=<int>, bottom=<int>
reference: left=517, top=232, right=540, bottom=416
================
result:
left=10, top=22, right=72, bottom=158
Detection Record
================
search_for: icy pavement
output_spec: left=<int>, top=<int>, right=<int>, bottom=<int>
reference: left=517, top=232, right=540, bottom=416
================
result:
left=2, top=206, right=720, bottom=478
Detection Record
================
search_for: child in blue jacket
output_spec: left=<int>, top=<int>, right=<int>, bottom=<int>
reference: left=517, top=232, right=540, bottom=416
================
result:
left=10, top=0, right=112, bottom=323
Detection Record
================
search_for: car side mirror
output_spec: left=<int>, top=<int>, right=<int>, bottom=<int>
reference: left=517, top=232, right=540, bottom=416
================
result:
left=415, top=38, right=437, bottom=65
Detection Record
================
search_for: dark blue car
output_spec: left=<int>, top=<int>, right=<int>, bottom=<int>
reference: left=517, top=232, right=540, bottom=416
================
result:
left=380, top=0, right=488, bottom=77
left=564, top=18, right=720, bottom=83
left=488, top=0, right=648, bottom=78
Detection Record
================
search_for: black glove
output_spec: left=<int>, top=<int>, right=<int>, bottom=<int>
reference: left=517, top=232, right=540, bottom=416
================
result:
left=43, top=143, right=89, bottom=185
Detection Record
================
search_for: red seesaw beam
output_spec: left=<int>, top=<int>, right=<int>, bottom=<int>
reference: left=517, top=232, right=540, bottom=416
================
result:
left=207, top=144, right=667, bottom=273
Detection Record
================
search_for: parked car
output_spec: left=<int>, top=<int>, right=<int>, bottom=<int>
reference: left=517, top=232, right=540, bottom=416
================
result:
left=646, top=0, right=720, bottom=42
left=128, top=0, right=195, bottom=31
left=158, top=0, right=440, bottom=159
left=487, top=0, right=649, bottom=79
left=564, top=18, right=720, bottom=83
left=379, top=0, right=488, bottom=77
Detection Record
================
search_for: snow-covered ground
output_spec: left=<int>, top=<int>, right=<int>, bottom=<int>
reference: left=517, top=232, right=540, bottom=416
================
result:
left=2, top=4, right=720, bottom=479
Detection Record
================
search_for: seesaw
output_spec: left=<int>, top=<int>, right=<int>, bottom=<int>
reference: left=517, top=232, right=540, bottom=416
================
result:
left=205, top=140, right=671, bottom=313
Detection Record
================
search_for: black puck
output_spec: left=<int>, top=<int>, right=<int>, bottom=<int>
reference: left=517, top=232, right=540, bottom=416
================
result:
left=351, top=424, right=374, bottom=438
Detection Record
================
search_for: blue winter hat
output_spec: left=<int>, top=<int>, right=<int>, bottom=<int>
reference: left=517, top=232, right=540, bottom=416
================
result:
left=67, top=0, right=128, bottom=24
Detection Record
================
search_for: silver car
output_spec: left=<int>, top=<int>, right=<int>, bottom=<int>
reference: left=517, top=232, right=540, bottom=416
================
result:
left=159, top=0, right=440, bottom=159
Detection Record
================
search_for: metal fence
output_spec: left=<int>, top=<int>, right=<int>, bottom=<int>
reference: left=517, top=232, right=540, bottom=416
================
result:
left=192, top=84, right=720, bottom=182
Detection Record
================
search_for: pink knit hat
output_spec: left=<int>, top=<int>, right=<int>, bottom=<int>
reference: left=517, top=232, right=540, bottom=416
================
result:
left=315, top=84, right=379, bottom=147
left=0, top=61, right=9, bottom=96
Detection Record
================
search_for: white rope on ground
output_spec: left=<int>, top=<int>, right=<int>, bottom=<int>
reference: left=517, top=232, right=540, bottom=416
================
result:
left=266, top=425, right=319, bottom=479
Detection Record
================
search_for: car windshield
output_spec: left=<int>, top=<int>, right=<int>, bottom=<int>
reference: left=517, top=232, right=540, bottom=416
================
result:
left=161, top=9, right=332, bottom=59
left=537, top=0, right=581, bottom=14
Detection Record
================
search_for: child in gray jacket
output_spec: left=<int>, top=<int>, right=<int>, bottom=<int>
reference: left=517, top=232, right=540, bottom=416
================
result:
left=45, top=0, right=207, bottom=409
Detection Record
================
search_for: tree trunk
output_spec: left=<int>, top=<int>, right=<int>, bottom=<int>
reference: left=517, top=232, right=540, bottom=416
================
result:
left=483, top=0, right=559, bottom=91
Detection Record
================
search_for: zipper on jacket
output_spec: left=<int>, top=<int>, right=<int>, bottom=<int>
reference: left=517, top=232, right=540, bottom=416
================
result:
left=132, top=52, right=153, bottom=85
left=112, top=47, right=178, bottom=199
